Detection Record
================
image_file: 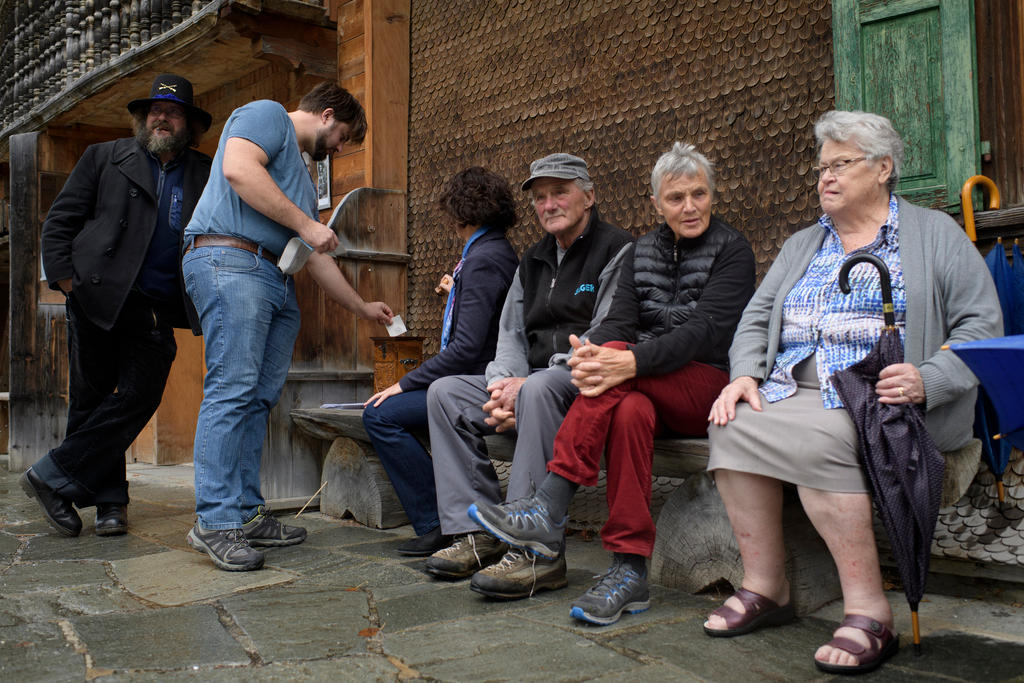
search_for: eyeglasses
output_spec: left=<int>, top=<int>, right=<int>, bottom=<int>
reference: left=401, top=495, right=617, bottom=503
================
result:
left=813, top=157, right=867, bottom=178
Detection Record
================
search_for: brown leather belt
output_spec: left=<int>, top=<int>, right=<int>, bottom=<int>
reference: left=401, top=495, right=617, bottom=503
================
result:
left=190, top=235, right=279, bottom=263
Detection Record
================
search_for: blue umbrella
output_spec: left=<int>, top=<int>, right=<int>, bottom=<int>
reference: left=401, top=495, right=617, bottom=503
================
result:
left=985, top=239, right=1014, bottom=336
left=969, top=241, right=1017, bottom=499
left=948, top=334, right=1024, bottom=502
left=1011, top=241, right=1024, bottom=335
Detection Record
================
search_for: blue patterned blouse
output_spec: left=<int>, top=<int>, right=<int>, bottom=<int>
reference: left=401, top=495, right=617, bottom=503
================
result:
left=760, top=195, right=906, bottom=409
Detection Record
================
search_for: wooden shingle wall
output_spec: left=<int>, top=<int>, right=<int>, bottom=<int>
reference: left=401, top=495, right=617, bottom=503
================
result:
left=406, top=0, right=835, bottom=354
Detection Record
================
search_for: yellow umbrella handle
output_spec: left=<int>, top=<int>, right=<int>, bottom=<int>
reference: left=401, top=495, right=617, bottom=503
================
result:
left=960, top=175, right=1000, bottom=242
left=912, top=610, right=921, bottom=656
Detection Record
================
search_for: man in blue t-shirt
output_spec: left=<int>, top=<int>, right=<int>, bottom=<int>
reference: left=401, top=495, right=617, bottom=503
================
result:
left=182, top=83, right=393, bottom=571
left=22, top=74, right=212, bottom=540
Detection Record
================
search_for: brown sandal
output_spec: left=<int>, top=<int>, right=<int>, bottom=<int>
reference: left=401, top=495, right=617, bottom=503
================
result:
left=814, top=614, right=899, bottom=675
left=703, top=587, right=796, bottom=638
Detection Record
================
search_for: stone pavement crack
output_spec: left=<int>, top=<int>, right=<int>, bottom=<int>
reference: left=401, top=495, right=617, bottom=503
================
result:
left=214, top=602, right=264, bottom=665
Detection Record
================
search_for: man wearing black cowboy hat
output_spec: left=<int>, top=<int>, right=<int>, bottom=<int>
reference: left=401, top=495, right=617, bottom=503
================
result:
left=20, top=73, right=213, bottom=539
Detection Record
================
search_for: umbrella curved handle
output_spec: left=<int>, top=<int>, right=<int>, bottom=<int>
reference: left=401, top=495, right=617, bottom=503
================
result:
left=838, top=252, right=896, bottom=328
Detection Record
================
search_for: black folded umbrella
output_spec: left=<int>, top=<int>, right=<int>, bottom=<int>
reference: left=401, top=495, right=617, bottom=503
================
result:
left=831, top=252, right=945, bottom=656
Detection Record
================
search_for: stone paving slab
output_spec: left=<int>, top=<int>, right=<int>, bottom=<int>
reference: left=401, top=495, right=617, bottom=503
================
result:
left=222, top=585, right=371, bottom=661
left=71, top=604, right=251, bottom=671
left=126, top=512, right=198, bottom=550
left=102, top=654, right=402, bottom=681
left=20, top=529, right=169, bottom=562
left=57, top=584, right=148, bottom=616
left=110, top=550, right=297, bottom=606
left=0, top=621, right=83, bottom=682
left=0, top=532, right=19, bottom=564
left=298, top=522, right=395, bottom=549
left=610, top=614, right=837, bottom=682
left=384, top=614, right=642, bottom=682
left=291, top=556, right=431, bottom=590
left=585, top=662, right=699, bottom=682
left=2, top=560, right=112, bottom=593
left=880, top=631, right=1024, bottom=682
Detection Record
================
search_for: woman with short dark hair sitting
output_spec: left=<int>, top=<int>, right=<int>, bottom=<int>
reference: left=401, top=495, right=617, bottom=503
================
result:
left=362, top=167, right=519, bottom=556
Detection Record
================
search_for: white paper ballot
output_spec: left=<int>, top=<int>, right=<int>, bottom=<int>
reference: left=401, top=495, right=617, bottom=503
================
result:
left=386, top=314, right=407, bottom=337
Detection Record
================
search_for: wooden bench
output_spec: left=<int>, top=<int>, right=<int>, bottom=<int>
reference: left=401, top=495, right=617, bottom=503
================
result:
left=290, top=407, right=981, bottom=615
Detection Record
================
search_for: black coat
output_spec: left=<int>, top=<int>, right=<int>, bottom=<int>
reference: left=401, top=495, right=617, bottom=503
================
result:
left=398, top=230, right=519, bottom=391
left=41, top=138, right=211, bottom=333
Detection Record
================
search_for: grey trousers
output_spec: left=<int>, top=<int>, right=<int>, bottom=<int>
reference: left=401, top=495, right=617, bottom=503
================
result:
left=426, top=367, right=578, bottom=535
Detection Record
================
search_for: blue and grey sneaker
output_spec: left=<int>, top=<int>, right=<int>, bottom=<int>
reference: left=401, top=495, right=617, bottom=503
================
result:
left=570, top=559, right=650, bottom=625
left=467, top=495, right=566, bottom=560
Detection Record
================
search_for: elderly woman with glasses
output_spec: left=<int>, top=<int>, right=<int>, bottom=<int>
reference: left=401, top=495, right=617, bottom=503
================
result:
left=703, top=111, right=1000, bottom=674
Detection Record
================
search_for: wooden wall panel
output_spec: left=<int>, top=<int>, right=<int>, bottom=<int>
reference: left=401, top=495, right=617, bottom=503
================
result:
left=364, top=0, right=410, bottom=191
left=8, top=133, right=65, bottom=469
left=976, top=0, right=1024, bottom=207
left=407, top=0, right=835, bottom=353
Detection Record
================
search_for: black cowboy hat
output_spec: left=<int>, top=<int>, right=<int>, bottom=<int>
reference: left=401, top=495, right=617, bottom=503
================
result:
left=127, top=73, right=212, bottom=131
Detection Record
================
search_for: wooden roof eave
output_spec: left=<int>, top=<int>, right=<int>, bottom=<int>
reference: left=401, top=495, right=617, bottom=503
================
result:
left=0, top=0, right=338, bottom=161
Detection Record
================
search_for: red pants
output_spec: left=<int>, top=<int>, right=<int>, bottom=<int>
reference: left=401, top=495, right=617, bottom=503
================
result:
left=548, top=342, right=728, bottom=556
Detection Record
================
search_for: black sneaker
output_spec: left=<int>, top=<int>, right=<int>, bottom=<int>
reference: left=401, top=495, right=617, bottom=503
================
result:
left=570, top=558, right=650, bottom=625
left=242, top=505, right=307, bottom=547
left=187, top=524, right=265, bottom=571
left=397, top=526, right=452, bottom=557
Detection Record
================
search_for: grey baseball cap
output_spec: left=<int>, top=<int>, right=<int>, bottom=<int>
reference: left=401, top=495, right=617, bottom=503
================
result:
left=521, top=153, right=591, bottom=190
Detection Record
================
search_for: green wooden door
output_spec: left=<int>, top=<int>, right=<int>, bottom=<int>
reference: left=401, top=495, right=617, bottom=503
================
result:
left=833, top=0, right=979, bottom=212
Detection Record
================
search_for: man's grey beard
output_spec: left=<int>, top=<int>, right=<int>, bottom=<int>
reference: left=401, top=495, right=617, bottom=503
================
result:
left=135, top=123, right=190, bottom=158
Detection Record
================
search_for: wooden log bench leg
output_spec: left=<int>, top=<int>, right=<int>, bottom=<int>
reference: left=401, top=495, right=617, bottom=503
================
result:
left=320, top=436, right=410, bottom=529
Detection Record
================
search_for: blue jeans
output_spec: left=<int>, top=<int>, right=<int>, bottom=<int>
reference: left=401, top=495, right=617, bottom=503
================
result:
left=361, top=389, right=440, bottom=535
left=183, top=245, right=300, bottom=529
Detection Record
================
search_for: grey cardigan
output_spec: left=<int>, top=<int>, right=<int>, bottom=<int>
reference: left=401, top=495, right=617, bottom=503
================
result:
left=728, top=197, right=1002, bottom=451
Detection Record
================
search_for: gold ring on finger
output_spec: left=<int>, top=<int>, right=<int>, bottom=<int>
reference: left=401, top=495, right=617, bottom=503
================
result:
left=898, top=387, right=905, bottom=397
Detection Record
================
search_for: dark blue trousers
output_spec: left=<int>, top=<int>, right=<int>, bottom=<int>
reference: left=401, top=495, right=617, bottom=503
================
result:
left=362, top=389, right=441, bottom=535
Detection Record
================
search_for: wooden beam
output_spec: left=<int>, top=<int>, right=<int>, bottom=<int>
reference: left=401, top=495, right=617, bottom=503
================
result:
left=223, top=7, right=339, bottom=79
left=363, top=0, right=409, bottom=191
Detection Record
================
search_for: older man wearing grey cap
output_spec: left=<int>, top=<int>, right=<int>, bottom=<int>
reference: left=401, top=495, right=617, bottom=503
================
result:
left=424, top=153, right=633, bottom=598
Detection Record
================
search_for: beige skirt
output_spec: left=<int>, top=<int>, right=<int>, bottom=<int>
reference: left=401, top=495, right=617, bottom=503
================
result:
left=707, top=356, right=869, bottom=493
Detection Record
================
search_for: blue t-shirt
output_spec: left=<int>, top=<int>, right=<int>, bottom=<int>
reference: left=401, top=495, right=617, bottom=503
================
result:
left=185, top=100, right=317, bottom=255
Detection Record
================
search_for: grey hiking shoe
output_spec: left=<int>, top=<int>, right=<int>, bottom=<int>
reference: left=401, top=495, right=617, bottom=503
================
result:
left=570, top=559, right=650, bottom=625
left=467, top=495, right=565, bottom=559
left=470, top=548, right=567, bottom=599
left=424, top=532, right=507, bottom=579
left=242, top=505, right=307, bottom=547
left=187, top=524, right=265, bottom=571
